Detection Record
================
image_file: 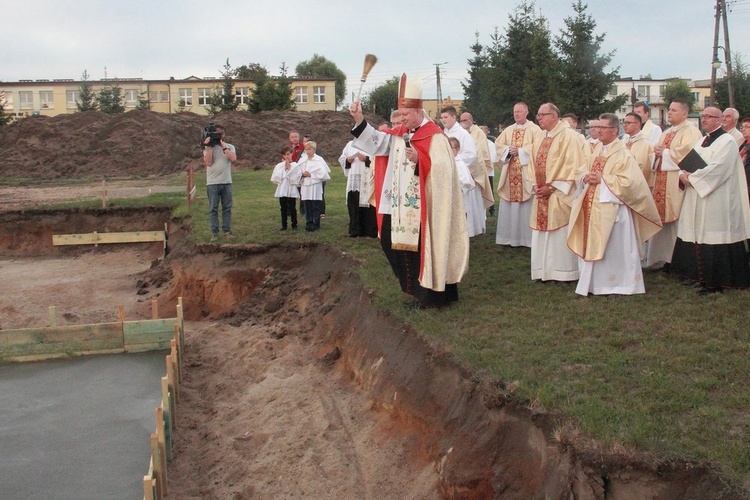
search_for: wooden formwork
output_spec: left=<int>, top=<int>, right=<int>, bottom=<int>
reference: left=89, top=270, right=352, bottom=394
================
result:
left=143, top=297, right=184, bottom=500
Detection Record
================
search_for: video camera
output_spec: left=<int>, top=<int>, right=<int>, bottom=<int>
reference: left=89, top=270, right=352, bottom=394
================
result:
left=201, top=122, right=223, bottom=148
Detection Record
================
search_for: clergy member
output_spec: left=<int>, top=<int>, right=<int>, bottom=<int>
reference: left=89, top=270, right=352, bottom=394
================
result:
left=529, top=102, right=582, bottom=281
left=459, top=112, right=495, bottom=211
left=568, top=113, right=662, bottom=296
left=721, top=107, right=744, bottom=147
left=644, top=98, right=703, bottom=268
left=442, top=106, right=486, bottom=237
left=349, top=74, right=469, bottom=309
left=494, top=102, right=540, bottom=247
left=671, top=107, right=750, bottom=294
left=623, top=112, right=655, bottom=188
left=633, top=101, right=663, bottom=146
left=338, top=141, right=377, bottom=238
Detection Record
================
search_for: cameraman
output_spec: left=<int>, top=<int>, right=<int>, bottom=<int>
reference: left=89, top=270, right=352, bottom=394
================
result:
left=202, top=124, right=237, bottom=242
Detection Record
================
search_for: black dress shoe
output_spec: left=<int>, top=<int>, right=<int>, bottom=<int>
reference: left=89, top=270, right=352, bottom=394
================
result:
left=698, top=287, right=723, bottom=296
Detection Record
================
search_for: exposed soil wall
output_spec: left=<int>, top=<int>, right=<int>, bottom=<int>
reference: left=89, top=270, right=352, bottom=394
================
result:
left=161, top=242, right=741, bottom=499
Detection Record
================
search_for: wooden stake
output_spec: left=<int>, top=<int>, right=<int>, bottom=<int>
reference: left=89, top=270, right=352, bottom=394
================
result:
left=101, top=178, right=106, bottom=208
left=48, top=306, right=56, bottom=327
left=117, top=305, right=125, bottom=323
left=151, top=300, right=159, bottom=320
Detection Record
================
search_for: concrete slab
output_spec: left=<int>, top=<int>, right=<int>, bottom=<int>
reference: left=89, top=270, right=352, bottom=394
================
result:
left=0, top=351, right=166, bottom=499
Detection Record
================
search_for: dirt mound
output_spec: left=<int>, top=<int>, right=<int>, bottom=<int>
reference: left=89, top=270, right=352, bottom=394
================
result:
left=0, top=110, right=386, bottom=180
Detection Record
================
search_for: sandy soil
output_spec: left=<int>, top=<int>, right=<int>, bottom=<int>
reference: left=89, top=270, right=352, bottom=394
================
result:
left=2, top=109, right=744, bottom=498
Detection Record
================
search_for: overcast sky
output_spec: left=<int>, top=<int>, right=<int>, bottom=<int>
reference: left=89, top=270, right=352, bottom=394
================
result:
left=4, top=0, right=750, bottom=106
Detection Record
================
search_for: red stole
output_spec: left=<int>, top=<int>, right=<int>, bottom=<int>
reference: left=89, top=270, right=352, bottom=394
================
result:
left=581, top=156, right=609, bottom=256
left=534, top=137, right=555, bottom=231
left=652, top=130, right=677, bottom=223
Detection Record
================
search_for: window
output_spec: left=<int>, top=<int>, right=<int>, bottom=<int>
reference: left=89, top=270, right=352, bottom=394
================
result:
left=179, top=88, right=193, bottom=106
left=66, top=90, right=79, bottom=109
left=609, top=85, right=617, bottom=95
left=637, top=85, right=650, bottom=100
left=704, top=96, right=711, bottom=108
left=159, top=91, right=169, bottom=102
left=659, top=85, right=666, bottom=98
left=149, top=91, right=159, bottom=102
left=235, top=87, right=249, bottom=105
left=691, top=92, right=700, bottom=103
left=295, top=86, right=308, bottom=104
left=124, top=89, right=138, bottom=107
left=19, top=91, right=33, bottom=110
left=40, top=91, right=54, bottom=109
left=313, top=86, right=326, bottom=104
left=198, top=87, right=212, bottom=105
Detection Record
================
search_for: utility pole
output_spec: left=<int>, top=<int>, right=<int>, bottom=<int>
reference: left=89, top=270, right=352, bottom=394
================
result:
left=709, top=0, right=735, bottom=108
left=721, top=0, right=735, bottom=108
left=709, top=0, right=721, bottom=106
left=434, top=62, right=447, bottom=106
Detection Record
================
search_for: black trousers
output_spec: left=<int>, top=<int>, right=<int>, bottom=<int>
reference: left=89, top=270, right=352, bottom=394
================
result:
left=380, top=214, right=458, bottom=307
left=671, top=238, right=750, bottom=290
left=347, top=191, right=378, bottom=238
left=279, top=197, right=297, bottom=229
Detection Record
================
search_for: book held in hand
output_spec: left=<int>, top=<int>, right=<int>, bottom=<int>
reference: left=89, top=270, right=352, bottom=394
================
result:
left=679, top=149, right=708, bottom=173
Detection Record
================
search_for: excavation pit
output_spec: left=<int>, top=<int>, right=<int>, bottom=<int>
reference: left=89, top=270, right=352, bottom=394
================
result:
left=0, top=207, right=740, bottom=499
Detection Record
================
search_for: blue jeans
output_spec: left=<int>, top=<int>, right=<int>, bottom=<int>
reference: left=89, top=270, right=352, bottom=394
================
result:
left=207, top=183, right=233, bottom=235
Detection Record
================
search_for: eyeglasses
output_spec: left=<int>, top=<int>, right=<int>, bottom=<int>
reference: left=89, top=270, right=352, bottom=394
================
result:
left=701, top=114, right=722, bottom=119
left=590, top=126, right=618, bottom=130
left=623, top=121, right=640, bottom=125
left=536, top=112, right=554, bottom=118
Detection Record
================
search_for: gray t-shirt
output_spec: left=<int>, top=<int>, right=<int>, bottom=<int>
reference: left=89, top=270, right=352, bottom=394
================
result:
left=205, top=143, right=235, bottom=185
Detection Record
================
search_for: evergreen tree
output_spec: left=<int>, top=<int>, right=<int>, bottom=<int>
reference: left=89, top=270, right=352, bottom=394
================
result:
left=0, top=91, right=11, bottom=126
left=554, top=0, right=626, bottom=124
left=663, top=78, right=696, bottom=112
left=76, top=69, right=98, bottom=112
left=295, top=54, right=346, bottom=107
left=136, top=91, right=150, bottom=110
left=207, top=59, right=239, bottom=115
left=362, top=76, right=399, bottom=120
left=461, top=2, right=558, bottom=129
left=97, top=83, right=125, bottom=114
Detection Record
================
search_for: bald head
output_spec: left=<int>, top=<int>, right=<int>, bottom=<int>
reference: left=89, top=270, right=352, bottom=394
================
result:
left=460, top=112, right=474, bottom=130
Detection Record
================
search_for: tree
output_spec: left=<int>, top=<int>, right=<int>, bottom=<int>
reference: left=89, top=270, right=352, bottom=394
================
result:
left=206, top=59, right=239, bottom=115
left=554, top=0, right=626, bottom=124
left=247, top=63, right=295, bottom=113
left=137, top=91, right=150, bottom=110
left=663, top=78, right=696, bottom=112
left=295, top=54, right=346, bottom=107
left=235, top=63, right=270, bottom=82
left=96, top=83, right=125, bottom=114
left=362, top=76, right=399, bottom=120
left=0, top=91, right=12, bottom=126
left=76, top=70, right=98, bottom=112
left=461, top=2, right=559, bottom=129
left=716, top=53, right=750, bottom=116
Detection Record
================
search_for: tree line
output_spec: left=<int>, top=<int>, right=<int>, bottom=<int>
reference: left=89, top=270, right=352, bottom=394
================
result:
left=70, top=54, right=347, bottom=116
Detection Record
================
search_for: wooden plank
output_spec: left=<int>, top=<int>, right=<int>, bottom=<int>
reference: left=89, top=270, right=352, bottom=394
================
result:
left=123, top=318, right=176, bottom=348
left=1, top=348, right=124, bottom=363
left=52, top=231, right=166, bottom=246
left=0, top=323, right=124, bottom=360
left=151, top=300, right=159, bottom=320
left=173, top=324, right=182, bottom=384
left=49, top=306, right=56, bottom=327
left=166, top=353, right=179, bottom=404
left=150, top=433, right=166, bottom=498
left=143, top=474, right=156, bottom=500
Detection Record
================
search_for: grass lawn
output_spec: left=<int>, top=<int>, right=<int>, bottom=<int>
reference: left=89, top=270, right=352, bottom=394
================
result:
left=121, top=169, right=750, bottom=482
